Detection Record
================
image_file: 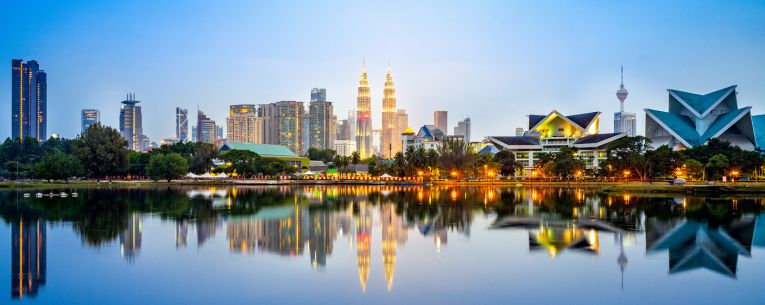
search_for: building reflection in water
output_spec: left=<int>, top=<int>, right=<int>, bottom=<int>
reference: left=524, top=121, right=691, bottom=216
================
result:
left=356, top=201, right=372, bottom=293
left=646, top=215, right=755, bottom=278
left=381, top=203, right=407, bottom=292
left=176, top=220, right=189, bottom=248
left=119, top=214, right=142, bottom=261
left=11, top=217, right=46, bottom=299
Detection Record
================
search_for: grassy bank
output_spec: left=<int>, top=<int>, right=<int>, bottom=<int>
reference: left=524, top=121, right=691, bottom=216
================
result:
left=600, top=183, right=765, bottom=195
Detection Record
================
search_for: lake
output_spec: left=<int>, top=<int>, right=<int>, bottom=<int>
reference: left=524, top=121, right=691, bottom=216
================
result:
left=1, top=186, right=764, bottom=304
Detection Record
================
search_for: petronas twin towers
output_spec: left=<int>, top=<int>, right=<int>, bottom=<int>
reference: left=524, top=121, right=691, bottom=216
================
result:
left=355, top=62, right=407, bottom=159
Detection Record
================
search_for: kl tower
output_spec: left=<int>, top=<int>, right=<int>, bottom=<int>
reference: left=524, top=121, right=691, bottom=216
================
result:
left=614, top=66, right=636, bottom=136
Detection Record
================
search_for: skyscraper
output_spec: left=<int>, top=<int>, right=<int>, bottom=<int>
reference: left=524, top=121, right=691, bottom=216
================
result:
left=227, top=104, right=266, bottom=143
left=311, top=88, right=327, bottom=103
left=11, top=59, right=47, bottom=141
left=176, top=107, right=189, bottom=142
left=614, top=66, right=636, bottom=136
left=381, top=66, right=398, bottom=158
left=81, top=109, right=100, bottom=133
left=119, top=94, right=143, bottom=151
left=453, top=117, right=471, bottom=142
left=196, top=109, right=216, bottom=144
left=275, top=101, right=305, bottom=155
left=434, top=111, right=448, bottom=135
left=356, top=63, right=373, bottom=158
left=309, top=100, right=334, bottom=149
left=258, top=103, right=278, bottom=144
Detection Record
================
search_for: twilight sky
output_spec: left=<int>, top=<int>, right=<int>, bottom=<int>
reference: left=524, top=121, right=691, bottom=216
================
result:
left=2, top=0, right=765, bottom=142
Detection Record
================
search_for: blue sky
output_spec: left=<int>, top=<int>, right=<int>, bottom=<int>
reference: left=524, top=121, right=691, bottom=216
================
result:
left=2, top=0, right=764, bottom=141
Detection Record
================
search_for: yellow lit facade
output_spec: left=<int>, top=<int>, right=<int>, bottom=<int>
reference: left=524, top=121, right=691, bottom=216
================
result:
left=356, top=63, right=373, bottom=158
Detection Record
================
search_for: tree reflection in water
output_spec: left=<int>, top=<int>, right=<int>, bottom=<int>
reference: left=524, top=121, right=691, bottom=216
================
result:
left=1, top=186, right=764, bottom=298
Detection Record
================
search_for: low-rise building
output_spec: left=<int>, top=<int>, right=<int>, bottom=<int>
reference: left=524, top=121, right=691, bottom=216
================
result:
left=219, top=141, right=310, bottom=171
left=486, top=111, right=624, bottom=175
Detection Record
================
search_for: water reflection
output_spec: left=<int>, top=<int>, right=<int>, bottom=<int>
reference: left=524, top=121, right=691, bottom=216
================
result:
left=2, top=186, right=765, bottom=301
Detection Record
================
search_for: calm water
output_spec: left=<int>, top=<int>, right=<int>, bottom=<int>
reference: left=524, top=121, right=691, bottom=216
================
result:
left=1, top=186, right=764, bottom=305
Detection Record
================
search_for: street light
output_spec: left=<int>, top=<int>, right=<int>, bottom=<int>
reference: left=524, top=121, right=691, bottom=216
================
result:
left=731, top=170, right=740, bottom=183
left=623, top=170, right=631, bottom=180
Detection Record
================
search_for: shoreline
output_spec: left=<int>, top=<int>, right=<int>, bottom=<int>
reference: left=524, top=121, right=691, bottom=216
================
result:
left=3, top=179, right=765, bottom=195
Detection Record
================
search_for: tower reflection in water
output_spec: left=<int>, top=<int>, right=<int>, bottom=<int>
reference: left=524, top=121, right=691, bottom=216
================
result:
left=6, top=185, right=765, bottom=299
left=11, top=217, right=46, bottom=299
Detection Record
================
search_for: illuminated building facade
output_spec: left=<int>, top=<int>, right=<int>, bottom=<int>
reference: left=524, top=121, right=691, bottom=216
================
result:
left=645, top=85, right=764, bottom=150
left=196, top=109, right=217, bottom=144
left=486, top=111, right=625, bottom=175
left=81, top=109, right=100, bottom=133
left=12, top=217, right=46, bottom=299
left=402, top=125, right=446, bottom=151
left=381, top=66, right=403, bottom=158
left=309, top=99, right=334, bottom=149
left=356, top=64, right=373, bottom=158
left=226, top=104, right=266, bottom=144
left=333, top=139, right=356, bottom=157
left=275, top=101, right=305, bottom=155
left=11, top=59, right=47, bottom=141
left=176, top=107, right=189, bottom=142
left=119, top=94, right=143, bottom=151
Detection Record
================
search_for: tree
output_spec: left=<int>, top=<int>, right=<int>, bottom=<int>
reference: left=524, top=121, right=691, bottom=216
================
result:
left=492, top=150, right=518, bottom=177
left=706, top=154, right=729, bottom=180
left=645, top=145, right=682, bottom=179
left=146, top=153, right=189, bottom=182
left=392, top=152, right=406, bottom=176
left=351, top=151, right=361, bottom=165
left=437, top=137, right=475, bottom=178
left=128, top=151, right=151, bottom=178
left=550, top=147, right=585, bottom=179
left=307, top=148, right=336, bottom=163
left=32, top=150, right=82, bottom=182
left=72, top=124, right=130, bottom=180
left=605, top=136, right=652, bottom=180
left=189, top=143, right=219, bottom=174
left=684, top=159, right=704, bottom=180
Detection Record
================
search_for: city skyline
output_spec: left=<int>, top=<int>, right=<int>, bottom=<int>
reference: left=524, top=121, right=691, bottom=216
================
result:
left=2, top=1, right=765, bottom=143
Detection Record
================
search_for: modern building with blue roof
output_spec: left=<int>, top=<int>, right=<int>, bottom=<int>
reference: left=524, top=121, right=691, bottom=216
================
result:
left=485, top=110, right=625, bottom=176
left=645, top=85, right=761, bottom=150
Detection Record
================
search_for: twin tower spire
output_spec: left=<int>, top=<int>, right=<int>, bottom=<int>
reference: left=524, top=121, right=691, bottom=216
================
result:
left=355, top=61, right=401, bottom=159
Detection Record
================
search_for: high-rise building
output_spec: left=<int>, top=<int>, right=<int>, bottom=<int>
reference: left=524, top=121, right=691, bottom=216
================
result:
left=333, top=140, right=357, bottom=157
left=11, top=59, right=47, bottom=141
left=356, top=63, right=373, bottom=158
left=258, top=103, right=278, bottom=144
left=434, top=111, right=448, bottom=136
left=309, top=100, right=334, bottom=149
left=119, top=94, right=143, bottom=151
left=227, top=104, right=266, bottom=144
left=311, top=88, right=327, bottom=103
left=347, top=110, right=357, bottom=141
left=337, top=119, right=350, bottom=140
left=453, top=117, right=471, bottom=142
left=396, top=109, right=408, bottom=148
left=381, top=66, right=399, bottom=158
left=614, top=67, right=636, bottom=136
left=216, top=125, right=224, bottom=140
left=372, top=128, right=382, bottom=155
left=196, top=109, right=216, bottom=144
left=81, top=109, right=100, bottom=133
left=275, top=101, right=305, bottom=155
left=176, top=107, right=189, bottom=142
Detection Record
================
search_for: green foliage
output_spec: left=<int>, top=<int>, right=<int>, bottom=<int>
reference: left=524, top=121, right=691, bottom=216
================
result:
left=645, top=145, right=683, bottom=179
left=307, top=148, right=336, bottom=163
left=351, top=151, right=361, bottom=165
left=146, top=153, right=189, bottom=182
left=705, top=154, right=729, bottom=180
left=492, top=150, right=518, bottom=177
left=605, top=136, right=652, bottom=180
left=71, top=124, right=130, bottom=180
left=32, top=150, right=83, bottom=182
left=128, top=151, right=152, bottom=177
left=683, top=159, right=704, bottom=180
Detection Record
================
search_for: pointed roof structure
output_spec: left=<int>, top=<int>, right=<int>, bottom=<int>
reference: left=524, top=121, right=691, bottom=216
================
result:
left=645, top=85, right=758, bottom=149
